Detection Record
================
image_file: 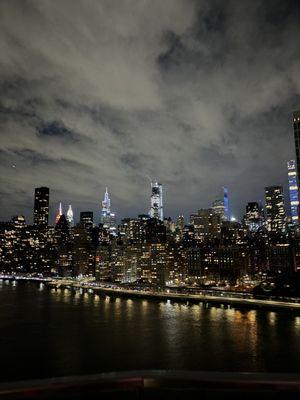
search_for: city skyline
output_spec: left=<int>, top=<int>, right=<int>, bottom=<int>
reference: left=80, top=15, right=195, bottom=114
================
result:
left=1, top=1, right=300, bottom=222
left=2, top=0, right=300, bottom=389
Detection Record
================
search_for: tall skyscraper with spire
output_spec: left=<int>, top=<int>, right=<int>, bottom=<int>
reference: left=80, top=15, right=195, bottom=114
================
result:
left=101, top=187, right=117, bottom=234
left=101, top=187, right=111, bottom=224
left=150, top=181, right=163, bottom=221
left=55, top=202, right=63, bottom=225
left=67, top=204, right=74, bottom=226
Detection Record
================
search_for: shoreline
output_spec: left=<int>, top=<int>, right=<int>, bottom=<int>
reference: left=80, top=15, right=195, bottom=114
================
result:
left=2, top=274, right=300, bottom=312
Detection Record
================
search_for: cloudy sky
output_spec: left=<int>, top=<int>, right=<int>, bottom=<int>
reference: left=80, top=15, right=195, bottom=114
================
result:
left=0, top=0, right=300, bottom=224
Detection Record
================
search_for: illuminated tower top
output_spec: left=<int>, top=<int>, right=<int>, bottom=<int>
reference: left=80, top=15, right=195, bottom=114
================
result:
left=223, top=186, right=229, bottom=221
left=150, top=181, right=163, bottom=221
left=287, top=160, right=299, bottom=224
left=67, top=204, right=74, bottom=226
left=101, top=187, right=117, bottom=233
left=102, top=187, right=111, bottom=215
left=55, top=202, right=63, bottom=225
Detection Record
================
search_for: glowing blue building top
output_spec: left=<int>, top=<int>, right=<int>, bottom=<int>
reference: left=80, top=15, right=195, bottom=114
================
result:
left=223, top=186, right=229, bottom=221
left=287, top=160, right=299, bottom=224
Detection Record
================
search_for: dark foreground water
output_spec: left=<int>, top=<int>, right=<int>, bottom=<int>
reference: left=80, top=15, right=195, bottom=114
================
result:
left=1, top=280, right=300, bottom=382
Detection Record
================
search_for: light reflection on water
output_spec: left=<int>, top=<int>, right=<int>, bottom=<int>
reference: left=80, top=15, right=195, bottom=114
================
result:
left=2, top=281, right=300, bottom=380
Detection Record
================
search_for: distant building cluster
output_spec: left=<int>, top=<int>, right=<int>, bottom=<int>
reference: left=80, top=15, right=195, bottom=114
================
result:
left=1, top=112, right=300, bottom=288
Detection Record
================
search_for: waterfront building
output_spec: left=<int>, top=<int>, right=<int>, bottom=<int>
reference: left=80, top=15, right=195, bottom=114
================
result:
left=72, top=224, right=93, bottom=276
left=267, top=243, right=295, bottom=276
left=150, top=181, right=163, bottom=221
left=95, top=243, right=111, bottom=280
left=265, top=186, right=286, bottom=233
left=287, top=160, right=299, bottom=224
left=33, top=187, right=49, bottom=227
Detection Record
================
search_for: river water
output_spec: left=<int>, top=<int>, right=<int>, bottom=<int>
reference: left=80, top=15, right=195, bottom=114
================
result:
left=1, top=280, right=300, bottom=382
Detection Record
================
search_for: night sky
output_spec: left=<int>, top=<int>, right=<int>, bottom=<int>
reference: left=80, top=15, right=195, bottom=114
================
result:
left=0, top=0, right=300, bottom=224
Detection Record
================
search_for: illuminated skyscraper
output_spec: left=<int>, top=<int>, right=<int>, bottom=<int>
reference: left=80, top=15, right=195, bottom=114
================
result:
left=287, top=160, right=299, bottom=224
left=244, top=202, right=264, bottom=232
left=34, top=187, right=49, bottom=227
left=150, top=181, right=163, bottom=221
left=55, top=202, right=63, bottom=225
left=67, top=204, right=74, bottom=226
left=293, top=111, right=300, bottom=184
left=265, top=186, right=286, bottom=232
left=101, top=187, right=117, bottom=234
left=212, top=199, right=226, bottom=221
left=101, top=187, right=110, bottom=225
left=177, top=215, right=185, bottom=231
left=223, top=187, right=229, bottom=221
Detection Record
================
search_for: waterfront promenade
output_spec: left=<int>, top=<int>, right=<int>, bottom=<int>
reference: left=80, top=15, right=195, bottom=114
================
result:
left=2, top=274, right=300, bottom=311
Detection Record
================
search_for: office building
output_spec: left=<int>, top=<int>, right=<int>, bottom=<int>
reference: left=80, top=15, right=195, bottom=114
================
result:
left=212, top=199, right=226, bottom=221
left=293, top=110, right=300, bottom=184
left=33, top=187, right=49, bottom=227
left=265, top=186, right=286, bottom=232
left=80, top=211, right=94, bottom=230
left=244, top=202, right=264, bottom=232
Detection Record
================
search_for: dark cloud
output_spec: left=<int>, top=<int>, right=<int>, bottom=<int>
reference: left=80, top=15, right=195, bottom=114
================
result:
left=0, top=0, right=299, bottom=223
left=37, top=121, right=79, bottom=142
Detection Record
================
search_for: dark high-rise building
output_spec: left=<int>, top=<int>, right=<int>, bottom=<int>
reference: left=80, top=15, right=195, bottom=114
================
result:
left=293, top=111, right=300, bottom=183
left=33, top=187, right=49, bottom=227
left=80, top=211, right=94, bottom=230
left=190, top=209, right=220, bottom=240
left=265, top=186, right=286, bottom=232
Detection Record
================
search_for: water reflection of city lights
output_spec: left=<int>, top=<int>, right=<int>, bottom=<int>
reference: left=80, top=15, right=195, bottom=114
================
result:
left=247, top=310, right=257, bottom=323
left=268, top=312, right=276, bottom=326
left=295, top=316, right=300, bottom=328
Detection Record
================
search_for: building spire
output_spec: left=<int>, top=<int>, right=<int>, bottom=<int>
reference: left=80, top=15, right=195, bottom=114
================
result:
left=55, top=202, right=63, bottom=225
left=67, top=204, right=74, bottom=226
